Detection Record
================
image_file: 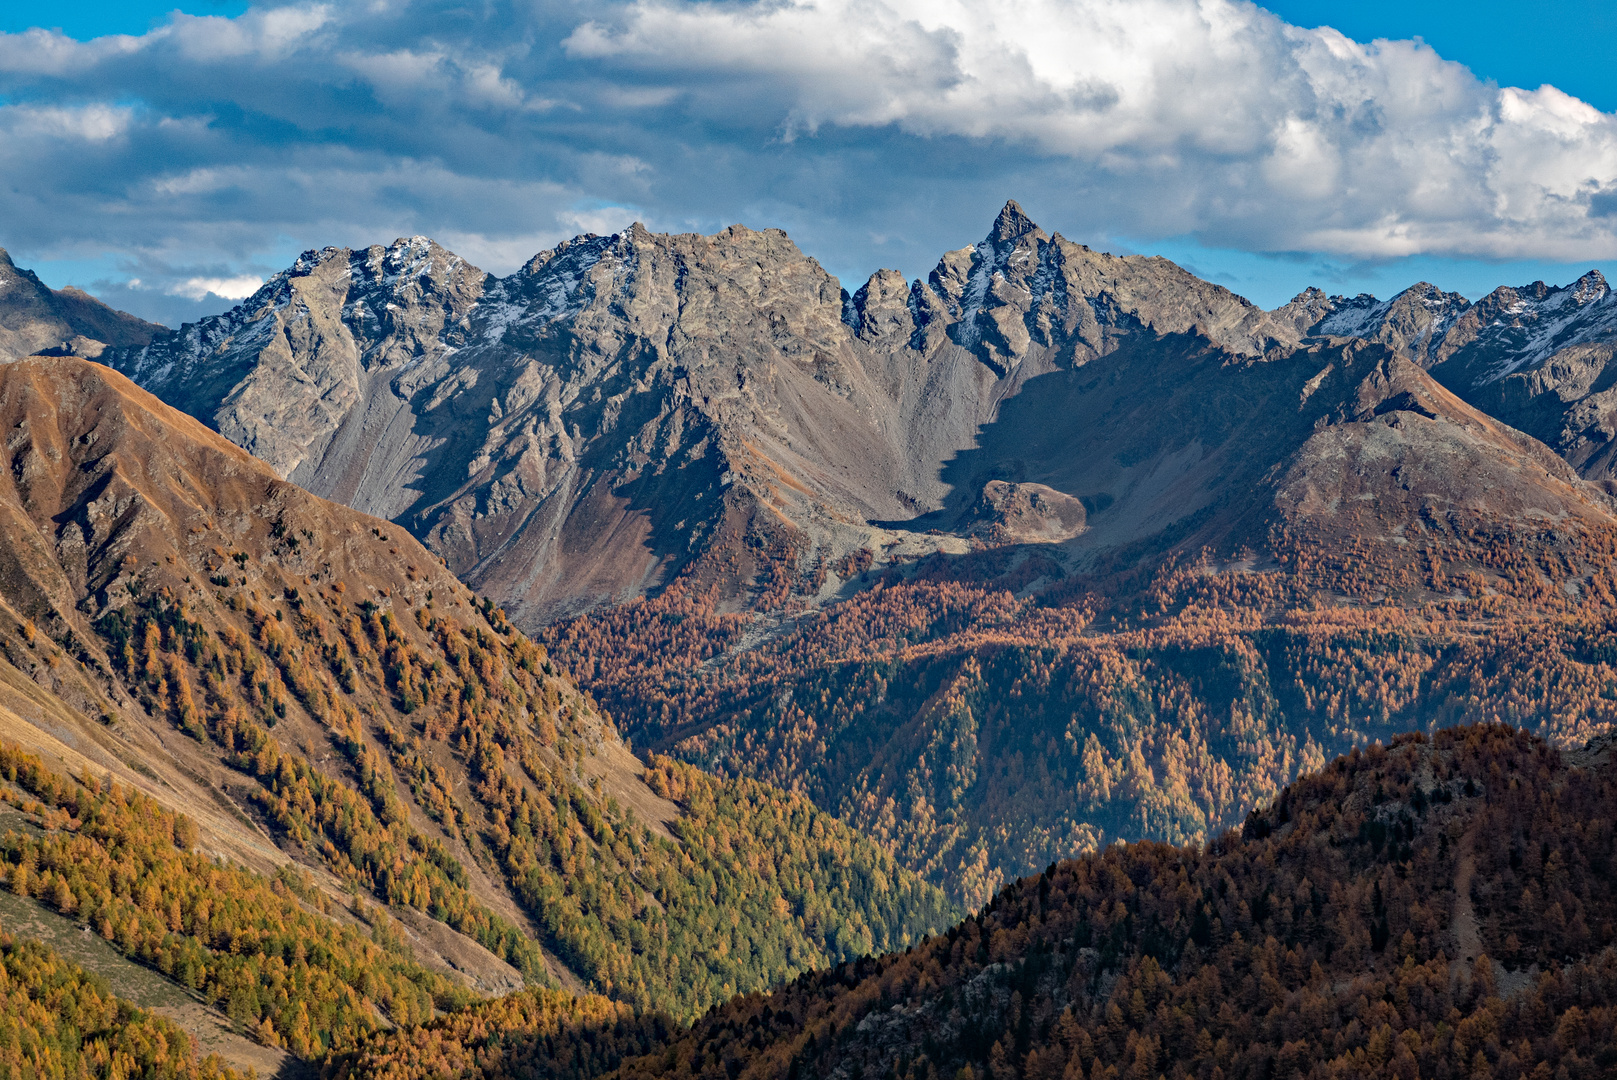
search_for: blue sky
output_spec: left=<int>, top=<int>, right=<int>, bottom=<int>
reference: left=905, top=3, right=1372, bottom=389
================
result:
left=1, top=0, right=1614, bottom=326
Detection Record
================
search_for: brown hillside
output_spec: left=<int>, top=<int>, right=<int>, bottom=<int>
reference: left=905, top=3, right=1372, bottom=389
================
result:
left=0, top=356, right=954, bottom=1033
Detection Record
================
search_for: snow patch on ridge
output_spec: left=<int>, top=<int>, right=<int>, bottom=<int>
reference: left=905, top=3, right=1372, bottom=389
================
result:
left=950, top=240, right=999, bottom=349
left=1479, top=271, right=1616, bottom=378
left=477, top=235, right=611, bottom=343
left=1315, top=294, right=1389, bottom=339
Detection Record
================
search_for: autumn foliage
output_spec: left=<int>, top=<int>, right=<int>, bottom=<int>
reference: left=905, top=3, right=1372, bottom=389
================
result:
left=543, top=514, right=1617, bottom=910
left=86, top=558, right=951, bottom=1027
left=590, top=724, right=1617, bottom=1080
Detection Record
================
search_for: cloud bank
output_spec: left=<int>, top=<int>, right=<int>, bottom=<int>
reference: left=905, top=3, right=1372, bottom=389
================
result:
left=1, top=0, right=1614, bottom=322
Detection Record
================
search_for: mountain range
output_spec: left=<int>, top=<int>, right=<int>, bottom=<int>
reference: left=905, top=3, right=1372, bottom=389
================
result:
left=4, top=205, right=1617, bottom=911
left=52, top=201, right=1611, bottom=628
left=0, top=206, right=1616, bottom=1078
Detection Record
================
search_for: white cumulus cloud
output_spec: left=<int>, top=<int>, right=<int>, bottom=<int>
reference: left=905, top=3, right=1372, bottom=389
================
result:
left=0, top=0, right=1612, bottom=324
left=169, top=275, right=264, bottom=300
left=563, top=0, right=1617, bottom=261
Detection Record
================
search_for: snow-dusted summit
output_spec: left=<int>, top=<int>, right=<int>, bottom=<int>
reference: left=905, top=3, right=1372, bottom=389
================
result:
left=1292, top=269, right=1617, bottom=482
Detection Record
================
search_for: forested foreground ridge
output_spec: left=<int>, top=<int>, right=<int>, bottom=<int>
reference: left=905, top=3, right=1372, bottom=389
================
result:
left=337, top=724, right=1617, bottom=1080
left=0, top=926, right=241, bottom=1080
left=0, top=356, right=952, bottom=1043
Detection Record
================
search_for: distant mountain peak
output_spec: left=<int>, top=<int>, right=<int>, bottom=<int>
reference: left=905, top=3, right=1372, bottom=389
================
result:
left=1572, top=268, right=1610, bottom=303
left=0, top=248, right=163, bottom=361
left=989, top=199, right=1039, bottom=244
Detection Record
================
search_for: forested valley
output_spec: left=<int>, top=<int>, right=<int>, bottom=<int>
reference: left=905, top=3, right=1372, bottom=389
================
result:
left=329, top=724, right=1617, bottom=1080
left=544, top=504, right=1617, bottom=910
left=0, top=359, right=953, bottom=1078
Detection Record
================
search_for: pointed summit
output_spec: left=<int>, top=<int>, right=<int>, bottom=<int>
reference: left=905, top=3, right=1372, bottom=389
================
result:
left=990, top=200, right=1039, bottom=244
left=1571, top=268, right=1609, bottom=303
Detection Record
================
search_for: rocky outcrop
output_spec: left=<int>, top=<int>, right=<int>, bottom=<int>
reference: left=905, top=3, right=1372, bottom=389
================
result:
left=962, top=481, right=1086, bottom=544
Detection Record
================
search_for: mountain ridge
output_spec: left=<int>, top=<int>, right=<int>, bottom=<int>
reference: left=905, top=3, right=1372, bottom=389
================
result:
left=0, top=248, right=163, bottom=364
left=325, top=724, right=1617, bottom=1080
left=83, top=204, right=1617, bottom=631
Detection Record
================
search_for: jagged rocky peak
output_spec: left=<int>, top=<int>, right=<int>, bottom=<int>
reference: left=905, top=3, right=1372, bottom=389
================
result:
left=909, top=200, right=1319, bottom=371
left=477, top=218, right=848, bottom=370
left=911, top=200, right=1054, bottom=370
left=1292, top=269, right=1617, bottom=383
left=1303, top=281, right=1473, bottom=364
left=845, top=268, right=914, bottom=344
left=988, top=198, right=1043, bottom=245
left=1570, top=267, right=1610, bottom=302
left=1423, top=269, right=1617, bottom=387
left=114, top=205, right=1617, bottom=628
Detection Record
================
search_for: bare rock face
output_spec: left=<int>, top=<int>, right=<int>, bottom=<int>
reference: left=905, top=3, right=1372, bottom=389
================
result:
left=111, top=237, right=488, bottom=492
left=964, top=481, right=1086, bottom=544
left=100, top=203, right=1617, bottom=626
left=0, top=248, right=162, bottom=362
